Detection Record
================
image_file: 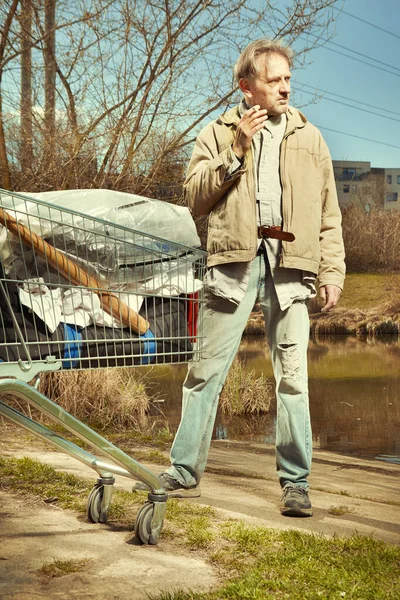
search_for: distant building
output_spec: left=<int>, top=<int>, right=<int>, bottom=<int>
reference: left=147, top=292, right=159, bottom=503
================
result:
left=384, top=168, right=400, bottom=209
left=332, top=160, right=400, bottom=211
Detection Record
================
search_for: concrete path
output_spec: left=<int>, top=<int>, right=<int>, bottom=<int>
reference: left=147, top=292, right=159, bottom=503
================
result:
left=1, top=432, right=399, bottom=599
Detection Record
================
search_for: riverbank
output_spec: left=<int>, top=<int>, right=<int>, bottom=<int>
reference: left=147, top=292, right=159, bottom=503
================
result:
left=309, top=300, right=400, bottom=336
left=0, top=421, right=399, bottom=599
left=244, top=273, right=400, bottom=336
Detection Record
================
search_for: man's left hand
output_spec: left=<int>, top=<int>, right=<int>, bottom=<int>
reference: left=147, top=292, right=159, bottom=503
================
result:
left=319, top=285, right=342, bottom=312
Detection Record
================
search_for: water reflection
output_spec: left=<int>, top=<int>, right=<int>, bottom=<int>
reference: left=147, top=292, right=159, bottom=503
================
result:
left=144, top=335, right=400, bottom=459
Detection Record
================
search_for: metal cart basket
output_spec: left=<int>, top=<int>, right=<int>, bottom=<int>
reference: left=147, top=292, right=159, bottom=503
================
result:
left=0, top=189, right=206, bottom=545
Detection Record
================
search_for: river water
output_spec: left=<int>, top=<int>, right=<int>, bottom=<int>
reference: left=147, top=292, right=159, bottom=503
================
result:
left=145, top=335, right=400, bottom=461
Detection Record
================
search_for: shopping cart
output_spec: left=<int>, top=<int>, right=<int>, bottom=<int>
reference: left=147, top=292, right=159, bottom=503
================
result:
left=0, top=189, right=206, bottom=545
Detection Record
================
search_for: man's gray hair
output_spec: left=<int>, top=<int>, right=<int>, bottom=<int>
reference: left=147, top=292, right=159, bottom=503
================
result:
left=234, top=39, right=293, bottom=82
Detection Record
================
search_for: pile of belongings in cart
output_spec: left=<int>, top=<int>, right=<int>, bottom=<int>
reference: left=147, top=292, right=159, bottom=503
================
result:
left=0, top=190, right=203, bottom=368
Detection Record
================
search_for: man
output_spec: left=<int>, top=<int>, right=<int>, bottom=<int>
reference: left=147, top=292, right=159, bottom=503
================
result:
left=133, top=39, right=345, bottom=517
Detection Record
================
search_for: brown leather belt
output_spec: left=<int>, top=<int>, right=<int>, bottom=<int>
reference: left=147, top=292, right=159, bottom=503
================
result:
left=257, top=225, right=295, bottom=243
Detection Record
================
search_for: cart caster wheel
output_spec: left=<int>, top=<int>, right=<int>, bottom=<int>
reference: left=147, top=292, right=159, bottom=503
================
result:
left=135, top=502, right=160, bottom=545
left=87, top=484, right=107, bottom=524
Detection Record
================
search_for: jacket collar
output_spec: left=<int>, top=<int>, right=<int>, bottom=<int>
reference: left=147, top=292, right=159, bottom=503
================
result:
left=218, top=105, right=307, bottom=134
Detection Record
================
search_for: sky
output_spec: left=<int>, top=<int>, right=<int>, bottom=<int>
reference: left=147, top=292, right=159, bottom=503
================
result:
left=290, top=0, right=400, bottom=168
left=3, top=0, right=399, bottom=171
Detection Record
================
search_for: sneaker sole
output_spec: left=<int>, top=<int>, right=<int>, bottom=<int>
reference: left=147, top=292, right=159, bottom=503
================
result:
left=167, top=487, right=201, bottom=499
left=280, top=506, right=313, bottom=517
left=132, top=484, right=201, bottom=499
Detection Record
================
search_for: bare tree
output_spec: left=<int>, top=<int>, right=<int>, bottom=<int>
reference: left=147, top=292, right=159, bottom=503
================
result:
left=0, top=0, right=338, bottom=192
left=20, top=0, right=33, bottom=173
left=44, top=0, right=56, bottom=154
left=0, top=0, right=19, bottom=189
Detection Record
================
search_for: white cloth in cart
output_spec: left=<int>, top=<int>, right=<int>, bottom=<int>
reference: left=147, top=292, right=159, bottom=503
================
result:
left=19, top=280, right=63, bottom=333
left=19, top=278, right=145, bottom=333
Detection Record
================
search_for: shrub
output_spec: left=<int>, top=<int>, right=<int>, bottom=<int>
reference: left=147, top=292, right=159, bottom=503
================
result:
left=38, top=368, right=152, bottom=430
left=220, top=358, right=273, bottom=416
left=342, top=205, right=400, bottom=272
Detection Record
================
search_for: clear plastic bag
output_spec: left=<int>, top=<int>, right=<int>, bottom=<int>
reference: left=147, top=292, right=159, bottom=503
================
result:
left=0, top=189, right=202, bottom=292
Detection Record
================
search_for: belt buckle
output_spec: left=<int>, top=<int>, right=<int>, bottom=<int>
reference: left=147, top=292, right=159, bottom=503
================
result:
left=258, top=225, right=270, bottom=239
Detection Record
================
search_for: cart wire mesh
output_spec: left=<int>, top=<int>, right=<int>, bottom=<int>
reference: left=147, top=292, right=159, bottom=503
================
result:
left=0, top=190, right=206, bottom=376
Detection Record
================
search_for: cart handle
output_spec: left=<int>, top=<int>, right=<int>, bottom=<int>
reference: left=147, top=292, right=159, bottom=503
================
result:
left=0, top=208, right=149, bottom=335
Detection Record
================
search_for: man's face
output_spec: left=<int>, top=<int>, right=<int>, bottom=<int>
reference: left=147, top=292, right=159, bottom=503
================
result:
left=240, top=53, right=291, bottom=115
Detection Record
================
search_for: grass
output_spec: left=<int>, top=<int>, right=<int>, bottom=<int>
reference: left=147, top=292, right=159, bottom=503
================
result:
left=153, top=524, right=400, bottom=600
left=307, top=273, right=400, bottom=336
left=186, top=515, right=215, bottom=549
left=338, top=273, right=400, bottom=310
left=13, top=356, right=273, bottom=444
left=328, top=505, right=353, bottom=516
left=220, top=358, right=273, bottom=416
left=106, top=426, right=174, bottom=451
left=308, top=273, right=400, bottom=313
left=309, top=300, right=400, bottom=336
left=0, top=455, right=94, bottom=512
left=1, top=455, right=399, bottom=600
left=342, top=205, right=400, bottom=273
left=39, top=558, right=93, bottom=578
left=0, top=455, right=215, bottom=543
left=38, top=367, right=154, bottom=431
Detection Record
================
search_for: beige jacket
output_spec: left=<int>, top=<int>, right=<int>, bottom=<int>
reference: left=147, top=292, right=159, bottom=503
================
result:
left=183, top=105, right=345, bottom=289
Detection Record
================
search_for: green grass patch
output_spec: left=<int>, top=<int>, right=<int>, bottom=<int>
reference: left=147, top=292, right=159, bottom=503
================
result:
left=328, top=505, right=352, bottom=516
left=337, top=273, right=400, bottom=311
left=308, top=273, right=400, bottom=337
left=185, top=515, right=215, bottom=549
left=166, top=499, right=216, bottom=549
left=154, top=525, right=400, bottom=600
left=0, top=455, right=93, bottom=512
left=0, top=456, right=215, bottom=542
left=39, top=558, right=93, bottom=578
left=133, top=448, right=168, bottom=465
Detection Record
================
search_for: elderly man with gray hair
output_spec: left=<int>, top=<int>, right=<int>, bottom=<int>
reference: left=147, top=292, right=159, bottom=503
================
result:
left=133, top=39, right=345, bottom=517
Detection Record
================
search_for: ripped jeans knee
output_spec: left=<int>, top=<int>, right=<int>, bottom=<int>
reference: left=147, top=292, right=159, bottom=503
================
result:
left=277, top=342, right=302, bottom=381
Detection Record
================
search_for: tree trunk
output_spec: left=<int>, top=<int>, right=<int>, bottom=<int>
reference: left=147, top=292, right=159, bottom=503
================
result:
left=0, top=0, right=19, bottom=189
left=0, top=96, right=12, bottom=189
left=20, top=0, right=33, bottom=173
left=44, top=0, right=56, bottom=157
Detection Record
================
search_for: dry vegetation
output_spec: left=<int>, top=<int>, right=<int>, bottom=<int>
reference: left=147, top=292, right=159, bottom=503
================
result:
left=38, top=368, right=152, bottom=430
left=5, top=356, right=273, bottom=436
left=342, top=205, right=400, bottom=273
left=309, top=298, right=400, bottom=337
left=220, top=358, right=273, bottom=416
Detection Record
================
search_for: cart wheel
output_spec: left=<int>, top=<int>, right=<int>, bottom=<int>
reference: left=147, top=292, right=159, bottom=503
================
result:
left=87, top=484, right=106, bottom=523
left=135, top=502, right=157, bottom=545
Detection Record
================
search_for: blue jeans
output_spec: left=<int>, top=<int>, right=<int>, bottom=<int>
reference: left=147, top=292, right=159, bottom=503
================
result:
left=167, top=254, right=312, bottom=489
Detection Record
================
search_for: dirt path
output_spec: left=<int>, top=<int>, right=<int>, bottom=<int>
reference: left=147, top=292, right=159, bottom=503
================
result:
left=0, top=491, right=217, bottom=600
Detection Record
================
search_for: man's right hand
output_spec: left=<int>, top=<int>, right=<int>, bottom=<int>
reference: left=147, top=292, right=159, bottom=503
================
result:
left=232, top=105, right=268, bottom=159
